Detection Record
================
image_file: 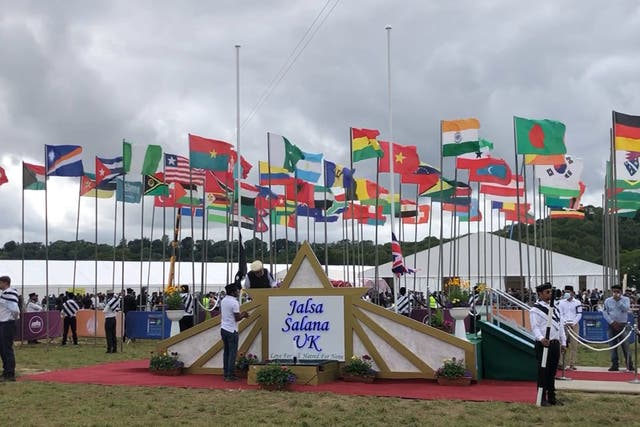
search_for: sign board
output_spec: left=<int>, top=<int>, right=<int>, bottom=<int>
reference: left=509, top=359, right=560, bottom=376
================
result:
left=268, top=295, right=345, bottom=361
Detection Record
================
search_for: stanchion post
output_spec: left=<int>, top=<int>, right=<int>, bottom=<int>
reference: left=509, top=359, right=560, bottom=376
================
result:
left=630, top=311, right=639, bottom=384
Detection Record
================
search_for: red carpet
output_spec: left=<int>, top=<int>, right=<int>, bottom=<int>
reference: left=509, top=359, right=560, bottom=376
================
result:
left=21, top=359, right=538, bottom=404
left=556, top=368, right=637, bottom=382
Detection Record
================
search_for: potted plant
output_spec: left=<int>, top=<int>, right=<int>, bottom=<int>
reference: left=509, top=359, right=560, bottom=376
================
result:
left=149, top=351, right=184, bottom=376
left=427, top=310, right=453, bottom=333
left=444, top=277, right=471, bottom=308
left=235, top=352, right=259, bottom=378
left=342, top=354, right=376, bottom=383
left=255, top=363, right=296, bottom=390
left=435, top=357, right=472, bottom=386
left=164, top=286, right=184, bottom=310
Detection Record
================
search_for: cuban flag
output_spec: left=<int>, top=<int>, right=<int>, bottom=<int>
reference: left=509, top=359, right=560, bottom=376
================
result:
left=45, top=144, right=84, bottom=177
left=391, top=232, right=415, bottom=277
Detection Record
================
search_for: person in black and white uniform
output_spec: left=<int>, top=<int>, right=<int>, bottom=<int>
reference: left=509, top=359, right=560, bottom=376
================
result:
left=396, top=287, right=411, bottom=316
left=61, top=292, right=80, bottom=345
left=530, top=282, right=566, bottom=407
left=25, top=292, right=43, bottom=344
left=179, top=285, right=194, bottom=331
left=104, top=291, right=120, bottom=353
left=0, top=276, right=20, bottom=381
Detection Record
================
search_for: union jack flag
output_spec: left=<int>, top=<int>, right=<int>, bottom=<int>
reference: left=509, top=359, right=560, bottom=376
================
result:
left=391, top=233, right=415, bottom=277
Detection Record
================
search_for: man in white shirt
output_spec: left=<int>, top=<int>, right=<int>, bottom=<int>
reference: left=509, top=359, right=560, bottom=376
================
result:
left=557, top=285, right=583, bottom=370
left=0, top=276, right=20, bottom=381
left=103, top=291, right=120, bottom=354
left=529, top=282, right=567, bottom=407
left=220, top=283, right=249, bottom=381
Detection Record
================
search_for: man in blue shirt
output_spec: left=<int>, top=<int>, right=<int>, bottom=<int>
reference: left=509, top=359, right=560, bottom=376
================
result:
left=602, top=284, right=633, bottom=371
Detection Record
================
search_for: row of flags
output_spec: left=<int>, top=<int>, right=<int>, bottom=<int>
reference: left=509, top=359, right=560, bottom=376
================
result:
left=8, top=111, right=640, bottom=231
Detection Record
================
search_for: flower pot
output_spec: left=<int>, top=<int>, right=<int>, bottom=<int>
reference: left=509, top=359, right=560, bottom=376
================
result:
left=165, top=310, right=185, bottom=337
left=448, top=307, right=469, bottom=341
left=259, top=383, right=291, bottom=391
left=342, top=373, right=375, bottom=383
left=150, top=367, right=183, bottom=376
left=437, top=376, right=471, bottom=386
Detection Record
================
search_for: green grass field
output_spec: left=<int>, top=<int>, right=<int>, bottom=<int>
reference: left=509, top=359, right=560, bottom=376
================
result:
left=6, top=338, right=640, bottom=427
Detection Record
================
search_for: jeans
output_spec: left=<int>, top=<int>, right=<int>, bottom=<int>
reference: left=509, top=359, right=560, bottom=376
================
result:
left=221, top=328, right=239, bottom=379
left=0, top=320, right=16, bottom=378
left=609, top=325, right=632, bottom=369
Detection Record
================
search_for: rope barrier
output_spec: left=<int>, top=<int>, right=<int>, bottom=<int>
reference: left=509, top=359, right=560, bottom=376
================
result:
left=565, top=323, right=630, bottom=345
left=197, top=300, right=219, bottom=312
left=565, top=324, right=634, bottom=352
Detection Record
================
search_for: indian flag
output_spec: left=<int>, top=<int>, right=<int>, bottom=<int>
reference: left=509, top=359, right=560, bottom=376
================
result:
left=442, top=118, right=481, bottom=157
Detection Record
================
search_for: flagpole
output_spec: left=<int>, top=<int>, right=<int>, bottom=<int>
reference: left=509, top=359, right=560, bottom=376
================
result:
left=512, top=118, right=525, bottom=299
left=73, top=183, right=82, bottom=294
left=235, top=44, right=243, bottom=283
left=44, top=146, right=50, bottom=350
left=120, top=140, right=126, bottom=352
left=94, top=177, right=99, bottom=345
left=20, top=163, right=26, bottom=345
left=385, top=24, right=398, bottom=313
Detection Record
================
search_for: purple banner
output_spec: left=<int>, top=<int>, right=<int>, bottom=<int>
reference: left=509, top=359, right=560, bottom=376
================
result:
left=16, top=311, right=63, bottom=341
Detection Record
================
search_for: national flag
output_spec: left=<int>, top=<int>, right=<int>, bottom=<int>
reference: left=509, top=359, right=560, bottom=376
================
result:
left=514, top=116, right=566, bottom=155
left=613, top=111, right=640, bottom=152
left=284, top=178, right=315, bottom=206
left=536, top=155, right=583, bottom=197
left=295, top=151, right=323, bottom=183
left=188, top=134, right=233, bottom=171
left=441, top=118, right=481, bottom=157
left=503, top=208, right=536, bottom=225
left=480, top=175, right=525, bottom=198
left=295, top=204, right=321, bottom=218
left=115, top=178, right=143, bottom=203
left=401, top=162, right=440, bottom=188
left=544, top=196, right=571, bottom=209
left=524, top=154, right=567, bottom=165
left=164, top=153, right=205, bottom=186
left=350, top=178, right=389, bottom=202
left=351, top=127, right=383, bottom=162
left=45, top=144, right=84, bottom=176
left=123, top=141, right=162, bottom=175
left=456, top=156, right=512, bottom=185
left=324, top=160, right=354, bottom=189
left=379, top=141, right=420, bottom=174
left=259, top=161, right=291, bottom=185
left=234, top=232, right=248, bottom=286
left=360, top=205, right=386, bottom=226
left=402, top=204, right=430, bottom=224
left=280, top=135, right=305, bottom=172
left=154, top=192, right=176, bottom=208
left=80, top=174, right=115, bottom=198
left=174, top=182, right=203, bottom=206
left=95, top=155, right=124, bottom=185
left=616, top=150, right=640, bottom=182
left=549, top=209, right=585, bottom=220
left=0, top=166, right=7, bottom=186
left=391, top=233, right=414, bottom=277
left=144, top=172, right=169, bottom=196
left=23, top=162, right=46, bottom=190
left=180, top=206, right=204, bottom=217
left=313, top=212, right=340, bottom=223
left=313, top=185, right=334, bottom=210
left=270, top=211, right=297, bottom=228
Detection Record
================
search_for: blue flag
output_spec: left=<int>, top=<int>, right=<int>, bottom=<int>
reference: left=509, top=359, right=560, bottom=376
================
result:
left=45, top=144, right=84, bottom=176
left=116, top=178, right=142, bottom=203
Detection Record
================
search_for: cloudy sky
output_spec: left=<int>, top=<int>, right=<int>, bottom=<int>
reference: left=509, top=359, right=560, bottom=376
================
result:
left=1, top=0, right=639, bottom=247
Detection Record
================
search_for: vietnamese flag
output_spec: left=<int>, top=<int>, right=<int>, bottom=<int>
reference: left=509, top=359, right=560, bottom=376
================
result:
left=379, top=141, right=420, bottom=175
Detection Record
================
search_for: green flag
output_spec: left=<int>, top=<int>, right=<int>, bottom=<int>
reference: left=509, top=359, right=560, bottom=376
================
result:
left=442, top=141, right=480, bottom=157
left=123, top=141, right=162, bottom=175
left=514, top=117, right=566, bottom=155
left=283, top=137, right=305, bottom=172
left=143, top=173, right=169, bottom=196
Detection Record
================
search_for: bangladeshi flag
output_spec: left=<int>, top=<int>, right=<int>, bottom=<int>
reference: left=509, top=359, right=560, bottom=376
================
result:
left=613, top=111, right=640, bottom=152
left=514, top=116, right=566, bottom=155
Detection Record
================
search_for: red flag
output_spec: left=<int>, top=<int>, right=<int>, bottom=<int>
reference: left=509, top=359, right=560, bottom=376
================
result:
left=402, top=205, right=430, bottom=224
left=379, top=141, right=420, bottom=175
left=0, top=166, right=8, bottom=186
left=456, top=156, right=512, bottom=185
left=284, top=178, right=314, bottom=206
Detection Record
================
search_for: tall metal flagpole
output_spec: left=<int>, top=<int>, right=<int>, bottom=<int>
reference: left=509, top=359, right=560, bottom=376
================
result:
left=385, top=25, right=398, bottom=314
left=235, top=44, right=243, bottom=286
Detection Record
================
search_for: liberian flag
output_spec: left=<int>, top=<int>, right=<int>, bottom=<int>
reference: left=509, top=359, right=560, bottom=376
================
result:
left=391, top=232, right=414, bottom=277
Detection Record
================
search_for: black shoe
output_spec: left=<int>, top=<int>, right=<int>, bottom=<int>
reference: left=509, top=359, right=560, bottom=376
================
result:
left=540, top=400, right=552, bottom=407
left=549, top=400, right=564, bottom=406
left=61, top=343, right=67, bottom=346
left=608, top=366, right=619, bottom=371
